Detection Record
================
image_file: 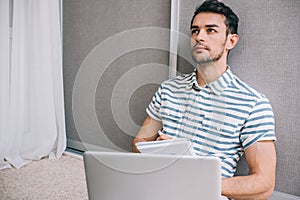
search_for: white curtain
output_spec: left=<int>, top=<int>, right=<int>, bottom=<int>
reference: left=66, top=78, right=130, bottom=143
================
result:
left=0, top=0, right=66, bottom=170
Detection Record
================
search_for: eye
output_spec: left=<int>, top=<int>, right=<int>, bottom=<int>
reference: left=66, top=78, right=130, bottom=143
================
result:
left=207, top=28, right=217, bottom=33
left=191, top=29, right=199, bottom=35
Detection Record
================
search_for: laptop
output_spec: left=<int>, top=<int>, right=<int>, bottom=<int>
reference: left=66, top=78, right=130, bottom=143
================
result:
left=83, top=151, right=222, bottom=200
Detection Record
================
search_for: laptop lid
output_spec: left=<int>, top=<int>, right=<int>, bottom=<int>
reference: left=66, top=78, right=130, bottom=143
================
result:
left=83, top=151, right=221, bottom=200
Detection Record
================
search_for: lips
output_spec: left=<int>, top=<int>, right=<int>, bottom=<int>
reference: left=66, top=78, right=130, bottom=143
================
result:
left=193, top=44, right=209, bottom=51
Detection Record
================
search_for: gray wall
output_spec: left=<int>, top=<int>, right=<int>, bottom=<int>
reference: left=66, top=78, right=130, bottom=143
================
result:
left=177, top=0, right=300, bottom=197
left=63, top=0, right=171, bottom=152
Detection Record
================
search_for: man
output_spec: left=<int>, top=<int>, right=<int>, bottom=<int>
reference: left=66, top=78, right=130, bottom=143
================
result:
left=132, top=0, right=276, bottom=199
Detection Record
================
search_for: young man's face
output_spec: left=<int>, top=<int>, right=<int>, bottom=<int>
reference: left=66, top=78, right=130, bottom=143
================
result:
left=190, top=12, right=229, bottom=65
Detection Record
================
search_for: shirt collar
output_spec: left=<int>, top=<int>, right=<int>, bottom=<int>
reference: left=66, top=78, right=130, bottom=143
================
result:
left=187, top=67, right=234, bottom=95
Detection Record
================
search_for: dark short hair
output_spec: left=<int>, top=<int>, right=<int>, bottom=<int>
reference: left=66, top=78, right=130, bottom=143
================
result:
left=190, top=0, right=239, bottom=35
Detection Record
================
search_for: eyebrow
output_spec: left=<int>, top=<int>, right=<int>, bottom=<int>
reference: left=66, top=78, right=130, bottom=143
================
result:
left=190, top=24, right=220, bottom=29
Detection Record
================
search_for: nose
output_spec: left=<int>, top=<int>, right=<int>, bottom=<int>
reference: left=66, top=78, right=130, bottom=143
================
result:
left=195, top=30, right=206, bottom=43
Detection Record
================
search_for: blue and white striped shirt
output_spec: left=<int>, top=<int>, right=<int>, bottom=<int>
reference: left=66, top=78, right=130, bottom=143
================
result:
left=147, top=68, right=276, bottom=178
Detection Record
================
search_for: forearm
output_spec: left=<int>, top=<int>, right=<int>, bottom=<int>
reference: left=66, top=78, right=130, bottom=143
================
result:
left=222, top=173, right=274, bottom=200
left=132, top=116, right=162, bottom=153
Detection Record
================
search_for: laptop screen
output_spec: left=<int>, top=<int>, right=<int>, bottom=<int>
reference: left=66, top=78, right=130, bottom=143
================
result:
left=83, top=151, right=222, bottom=200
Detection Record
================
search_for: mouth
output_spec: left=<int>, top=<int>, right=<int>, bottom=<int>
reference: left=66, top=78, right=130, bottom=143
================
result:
left=193, top=44, right=209, bottom=51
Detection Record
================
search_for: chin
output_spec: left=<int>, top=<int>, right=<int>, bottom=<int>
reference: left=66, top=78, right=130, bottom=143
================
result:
left=192, top=56, right=212, bottom=64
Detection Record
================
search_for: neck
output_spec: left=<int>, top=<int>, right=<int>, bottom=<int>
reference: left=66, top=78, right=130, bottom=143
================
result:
left=196, top=61, right=227, bottom=87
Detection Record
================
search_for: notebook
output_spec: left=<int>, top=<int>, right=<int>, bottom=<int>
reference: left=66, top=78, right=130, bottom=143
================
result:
left=83, top=151, right=222, bottom=200
left=135, top=138, right=194, bottom=155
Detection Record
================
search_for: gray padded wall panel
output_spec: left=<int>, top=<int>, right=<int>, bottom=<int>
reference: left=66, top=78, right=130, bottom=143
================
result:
left=63, top=0, right=171, bottom=151
left=177, top=0, right=300, bottom=196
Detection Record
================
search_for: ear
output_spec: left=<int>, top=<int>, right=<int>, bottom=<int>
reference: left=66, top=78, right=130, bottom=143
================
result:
left=226, top=34, right=239, bottom=50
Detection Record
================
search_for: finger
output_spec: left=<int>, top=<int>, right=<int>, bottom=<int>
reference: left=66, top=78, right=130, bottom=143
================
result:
left=156, top=134, right=173, bottom=141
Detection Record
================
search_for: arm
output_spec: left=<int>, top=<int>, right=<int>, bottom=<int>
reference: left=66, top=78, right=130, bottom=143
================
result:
left=132, top=115, right=162, bottom=153
left=222, top=140, right=276, bottom=199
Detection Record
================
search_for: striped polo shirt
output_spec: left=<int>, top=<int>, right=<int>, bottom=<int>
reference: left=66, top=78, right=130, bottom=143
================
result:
left=146, top=68, right=276, bottom=178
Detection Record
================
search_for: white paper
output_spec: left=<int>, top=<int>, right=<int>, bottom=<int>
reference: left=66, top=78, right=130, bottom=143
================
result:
left=136, top=139, right=194, bottom=156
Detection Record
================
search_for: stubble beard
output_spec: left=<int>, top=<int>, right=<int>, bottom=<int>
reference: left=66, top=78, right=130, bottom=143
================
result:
left=191, top=46, right=225, bottom=65
left=191, top=38, right=227, bottom=66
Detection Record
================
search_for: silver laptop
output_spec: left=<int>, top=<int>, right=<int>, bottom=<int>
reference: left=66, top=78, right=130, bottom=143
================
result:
left=83, top=151, right=221, bottom=200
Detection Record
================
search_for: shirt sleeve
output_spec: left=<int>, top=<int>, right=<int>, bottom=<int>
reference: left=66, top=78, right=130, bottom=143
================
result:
left=146, top=85, right=163, bottom=121
left=240, top=95, right=277, bottom=149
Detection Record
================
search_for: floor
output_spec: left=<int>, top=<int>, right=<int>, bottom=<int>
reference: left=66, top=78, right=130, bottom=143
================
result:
left=0, top=152, right=88, bottom=200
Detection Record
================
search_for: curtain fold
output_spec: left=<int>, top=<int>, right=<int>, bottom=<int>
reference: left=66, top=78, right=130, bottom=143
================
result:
left=0, top=0, right=66, bottom=170
left=0, top=0, right=11, bottom=170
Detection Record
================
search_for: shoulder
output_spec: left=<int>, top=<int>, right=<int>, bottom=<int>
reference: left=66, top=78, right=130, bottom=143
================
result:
left=226, top=73, right=274, bottom=114
left=230, top=74, right=269, bottom=101
left=160, top=72, right=193, bottom=89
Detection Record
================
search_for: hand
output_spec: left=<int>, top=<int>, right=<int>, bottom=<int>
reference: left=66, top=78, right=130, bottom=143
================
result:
left=156, top=134, right=173, bottom=141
